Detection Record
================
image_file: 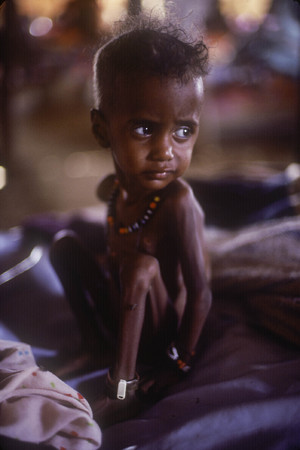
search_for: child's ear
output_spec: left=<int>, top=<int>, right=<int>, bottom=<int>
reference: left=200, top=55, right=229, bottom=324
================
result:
left=90, top=109, right=110, bottom=148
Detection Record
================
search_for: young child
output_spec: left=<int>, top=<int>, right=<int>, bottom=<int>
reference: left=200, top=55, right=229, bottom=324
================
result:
left=50, top=13, right=211, bottom=427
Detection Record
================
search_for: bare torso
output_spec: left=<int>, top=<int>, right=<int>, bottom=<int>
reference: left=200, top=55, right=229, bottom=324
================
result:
left=104, top=177, right=207, bottom=330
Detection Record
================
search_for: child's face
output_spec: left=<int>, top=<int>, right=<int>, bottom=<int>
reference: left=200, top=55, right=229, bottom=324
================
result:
left=100, top=75, right=203, bottom=194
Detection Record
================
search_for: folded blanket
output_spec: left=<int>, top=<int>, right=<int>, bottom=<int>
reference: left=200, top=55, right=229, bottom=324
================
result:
left=208, top=217, right=300, bottom=347
left=0, top=340, right=101, bottom=449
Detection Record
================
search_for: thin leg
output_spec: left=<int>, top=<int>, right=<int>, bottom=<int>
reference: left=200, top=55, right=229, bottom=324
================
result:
left=113, top=253, right=176, bottom=380
left=50, top=231, right=117, bottom=353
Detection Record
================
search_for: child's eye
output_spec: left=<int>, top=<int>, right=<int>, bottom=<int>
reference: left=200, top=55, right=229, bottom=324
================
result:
left=174, top=127, right=192, bottom=139
left=133, top=125, right=153, bottom=137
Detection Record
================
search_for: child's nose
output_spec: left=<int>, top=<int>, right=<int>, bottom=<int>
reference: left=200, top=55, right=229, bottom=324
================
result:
left=151, top=135, right=174, bottom=161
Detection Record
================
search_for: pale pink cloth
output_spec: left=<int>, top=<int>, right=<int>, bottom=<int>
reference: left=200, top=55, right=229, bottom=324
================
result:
left=0, top=339, right=101, bottom=449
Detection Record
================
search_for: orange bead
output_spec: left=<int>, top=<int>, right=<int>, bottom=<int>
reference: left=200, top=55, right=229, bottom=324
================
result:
left=177, top=359, right=186, bottom=369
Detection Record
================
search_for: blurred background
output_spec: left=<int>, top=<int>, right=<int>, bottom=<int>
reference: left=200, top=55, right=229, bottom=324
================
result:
left=0, top=0, right=299, bottom=229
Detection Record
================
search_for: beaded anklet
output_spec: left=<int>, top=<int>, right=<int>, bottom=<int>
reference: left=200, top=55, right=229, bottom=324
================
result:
left=166, top=343, right=196, bottom=374
left=107, top=179, right=161, bottom=234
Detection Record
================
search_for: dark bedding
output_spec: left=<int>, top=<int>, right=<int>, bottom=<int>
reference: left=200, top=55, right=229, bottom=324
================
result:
left=0, top=175, right=300, bottom=449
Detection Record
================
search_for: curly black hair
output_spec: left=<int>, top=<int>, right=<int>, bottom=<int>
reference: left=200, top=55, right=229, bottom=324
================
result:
left=93, top=11, right=209, bottom=109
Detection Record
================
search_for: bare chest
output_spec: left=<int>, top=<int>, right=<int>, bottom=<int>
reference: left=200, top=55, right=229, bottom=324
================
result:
left=107, top=224, right=162, bottom=261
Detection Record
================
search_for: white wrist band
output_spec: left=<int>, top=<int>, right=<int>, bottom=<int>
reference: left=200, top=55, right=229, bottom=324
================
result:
left=106, top=371, right=139, bottom=400
left=117, top=379, right=127, bottom=399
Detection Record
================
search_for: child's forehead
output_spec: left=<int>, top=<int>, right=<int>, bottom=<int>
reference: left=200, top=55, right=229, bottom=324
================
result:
left=107, top=74, right=203, bottom=118
left=115, top=73, right=203, bottom=101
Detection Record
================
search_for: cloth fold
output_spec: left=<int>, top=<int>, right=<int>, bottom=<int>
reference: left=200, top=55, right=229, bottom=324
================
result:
left=208, top=217, right=300, bottom=347
left=0, top=339, right=101, bottom=449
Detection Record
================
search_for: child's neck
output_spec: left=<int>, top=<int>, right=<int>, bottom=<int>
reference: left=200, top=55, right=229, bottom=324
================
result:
left=118, top=181, right=160, bottom=206
left=119, top=186, right=149, bottom=206
left=107, top=179, right=162, bottom=235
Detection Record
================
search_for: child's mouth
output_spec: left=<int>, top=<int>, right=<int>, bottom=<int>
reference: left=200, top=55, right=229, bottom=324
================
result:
left=144, top=171, right=172, bottom=180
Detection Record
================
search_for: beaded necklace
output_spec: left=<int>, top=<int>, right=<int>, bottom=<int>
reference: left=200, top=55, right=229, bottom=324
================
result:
left=107, top=180, right=161, bottom=234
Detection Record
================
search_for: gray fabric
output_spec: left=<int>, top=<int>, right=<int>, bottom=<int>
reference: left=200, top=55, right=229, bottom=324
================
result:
left=0, top=216, right=299, bottom=449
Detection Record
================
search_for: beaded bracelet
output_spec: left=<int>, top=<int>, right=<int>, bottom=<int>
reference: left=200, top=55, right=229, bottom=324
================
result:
left=106, top=371, right=140, bottom=400
left=166, top=344, right=195, bottom=374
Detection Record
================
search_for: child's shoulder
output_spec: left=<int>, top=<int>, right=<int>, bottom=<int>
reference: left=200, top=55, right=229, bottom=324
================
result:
left=164, top=178, right=196, bottom=203
left=163, top=178, right=203, bottom=217
left=96, top=174, right=116, bottom=202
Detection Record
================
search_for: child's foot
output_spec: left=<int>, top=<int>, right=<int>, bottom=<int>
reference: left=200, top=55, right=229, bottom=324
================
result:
left=54, top=347, right=113, bottom=379
left=54, top=352, right=95, bottom=378
left=92, top=392, right=143, bottom=428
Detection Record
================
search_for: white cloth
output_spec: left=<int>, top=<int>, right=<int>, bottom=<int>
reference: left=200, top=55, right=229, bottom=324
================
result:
left=0, top=339, right=101, bottom=449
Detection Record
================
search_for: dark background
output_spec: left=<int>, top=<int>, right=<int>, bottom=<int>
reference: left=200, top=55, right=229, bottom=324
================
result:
left=0, top=0, right=299, bottom=228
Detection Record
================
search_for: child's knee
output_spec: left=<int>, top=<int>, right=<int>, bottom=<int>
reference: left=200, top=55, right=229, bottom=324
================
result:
left=120, top=254, right=159, bottom=293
